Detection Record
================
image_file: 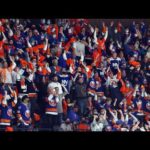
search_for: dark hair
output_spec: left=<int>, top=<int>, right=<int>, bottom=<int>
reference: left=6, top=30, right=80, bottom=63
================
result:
left=22, top=95, right=29, bottom=102
left=52, top=74, right=58, bottom=78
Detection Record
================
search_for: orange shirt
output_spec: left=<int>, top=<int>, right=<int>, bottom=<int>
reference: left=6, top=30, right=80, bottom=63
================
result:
left=54, top=24, right=59, bottom=39
left=77, top=123, right=90, bottom=132
left=46, top=26, right=51, bottom=35
left=97, top=39, right=106, bottom=50
left=120, top=79, right=134, bottom=105
left=86, top=65, right=92, bottom=79
left=92, top=50, right=102, bottom=67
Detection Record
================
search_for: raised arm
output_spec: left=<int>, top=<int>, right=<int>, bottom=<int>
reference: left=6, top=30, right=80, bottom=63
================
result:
left=2, top=91, right=8, bottom=106
left=8, top=85, right=17, bottom=105
left=104, top=27, right=108, bottom=41
left=93, top=27, right=98, bottom=44
left=118, top=109, right=125, bottom=122
left=43, top=38, right=48, bottom=51
left=129, top=112, right=139, bottom=122
left=7, top=24, right=14, bottom=37
left=2, top=32, right=7, bottom=42
left=9, top=56, right=16, bottom=71
left=108, top=108, right=118, bottom=122
left=26, top=37, right=32, bottom=48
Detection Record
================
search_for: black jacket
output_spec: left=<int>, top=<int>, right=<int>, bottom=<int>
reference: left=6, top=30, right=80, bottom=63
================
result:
left=75, top=82, right=87, bottom=99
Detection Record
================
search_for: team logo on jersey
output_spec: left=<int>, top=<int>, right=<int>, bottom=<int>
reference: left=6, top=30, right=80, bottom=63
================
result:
left=146, top=102, right=150, bottom=111
left=112, top=63, right=118, bottom=68
left=49, top=101, right=56, bottom=107
left=7, top=108, right=12, bottom=117
left=89, top=81, right=95, bottom=88
left=62, top=80, right=68, bottom=86
left=25, top=110, right=30, bottom=118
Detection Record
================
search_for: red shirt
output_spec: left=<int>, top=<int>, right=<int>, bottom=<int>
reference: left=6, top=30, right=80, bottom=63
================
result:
left=0, top=40, right=4, bottom=58
left=77, top=123, right=90, bottom=132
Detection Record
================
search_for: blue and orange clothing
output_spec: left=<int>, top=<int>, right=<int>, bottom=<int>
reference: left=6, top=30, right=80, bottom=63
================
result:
left=17, top=103, right=31, bottom=126
left=110, top=57, right=121, bottom=71
left=0, top=103, right=13, bottom=126
left=120, top=79, right=134, bottom=105
left=45, top=95, right=59, bottom=115
left=95, top=86, right=104, bottom=96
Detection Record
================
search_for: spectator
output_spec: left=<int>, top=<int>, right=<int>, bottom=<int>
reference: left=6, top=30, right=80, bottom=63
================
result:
left=0, top=19, right=150, bottom=131
left=0, top=86, right=17, bottom=131
left=67, top=105, right=80, bottom=123
left=44, top=87, right=59, bottom=131
left=17, top=95, right=32, bottom=131
left=76, top=117, right=90, bottom=131
left=59, top=118, right=73, bottom=131
left=74, top=77, right=88, bottom=116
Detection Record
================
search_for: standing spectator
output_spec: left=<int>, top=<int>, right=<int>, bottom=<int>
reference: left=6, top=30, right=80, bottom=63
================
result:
left=44, top=87, right=59, bottom=131
left=48, top=74, right=63, bottom=95
left=74, top=77, right=88, bottom=116
left=17, top=95, right=32, bottom=131
left=0, top=87, right=17, bottom=131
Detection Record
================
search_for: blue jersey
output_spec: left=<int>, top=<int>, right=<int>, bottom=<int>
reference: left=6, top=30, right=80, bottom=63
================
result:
left=96, top=68, right=106, bottom=84
left=0, top=103, right=13, bottom=126
left=110, top=57, right=121, bottom=70
left=58, top=52, right=72, bottom=68
left=132, top=97, right=150, bottom=114
left=67, top=109, right=80, bottom=123
left=95, top=85, right=104, bottom=94
left=142, top=100, right=150, bottom=114
left=87, top=78, right=96, bottom=96
left=45, top=95, right=58, bottom=115
left=17, top=103, right=31, bottom=126
left=58, top=74, right=71, bottom=92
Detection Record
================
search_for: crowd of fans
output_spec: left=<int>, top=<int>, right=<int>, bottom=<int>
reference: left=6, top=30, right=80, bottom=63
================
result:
left=0, top=19, right=150, bottom=131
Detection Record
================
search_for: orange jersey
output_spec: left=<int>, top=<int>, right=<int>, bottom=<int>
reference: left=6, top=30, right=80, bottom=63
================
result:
left=120, top=79, right=134, bottom=105
left=46, top=26, right=51, bottom=35
left=97, top=39, right=106, bottom=50
left=93, top=50, right=102, bottom=67
left=86, top=65, right=92, bottom=79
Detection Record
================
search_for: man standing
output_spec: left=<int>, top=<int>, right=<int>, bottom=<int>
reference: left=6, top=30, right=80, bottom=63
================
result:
left=74, top=77, right=88, bottom=116
left=44, top=87, right=59, bottom=131
left=17, top=95, right=32, bottom=131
